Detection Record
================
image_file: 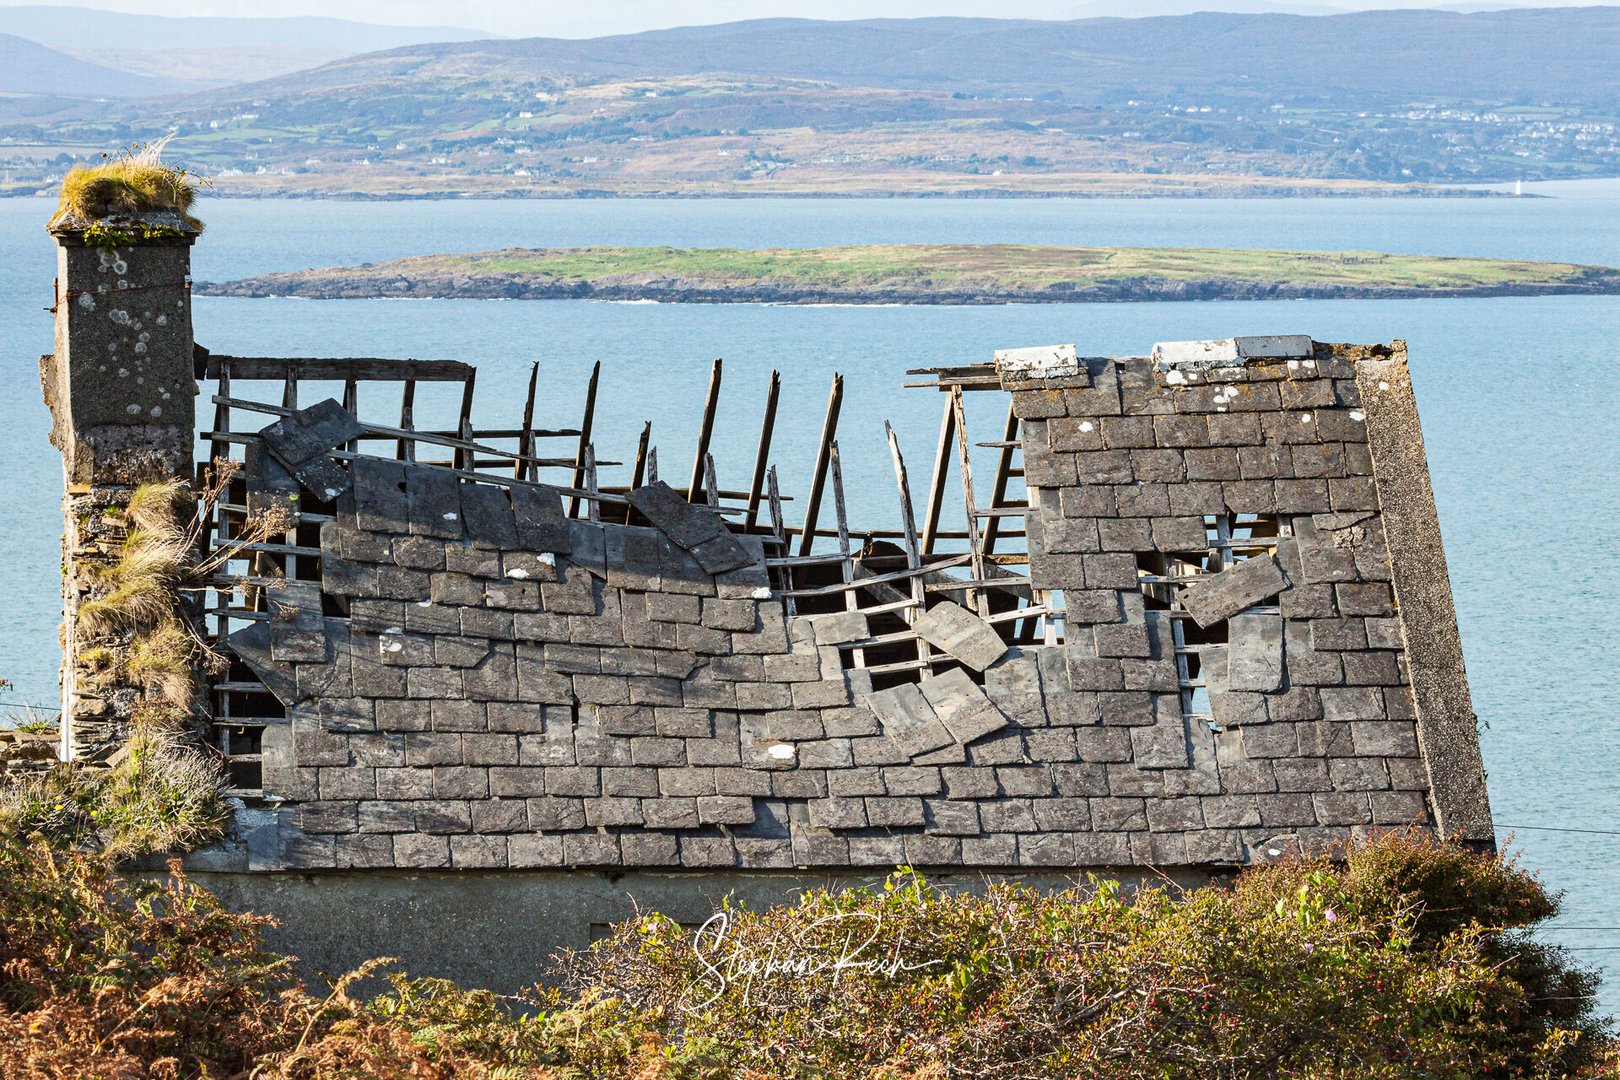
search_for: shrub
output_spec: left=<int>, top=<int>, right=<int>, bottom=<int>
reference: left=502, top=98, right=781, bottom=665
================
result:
left=0, top=734, right=229, bottom=859
left=570, top=832, right=1613, bottom=1079
left=91, top=733, right=231, bottom=859
left=0, top=837, right=289, bottom=1078
left=0, top=833, right=1610, bottom=1078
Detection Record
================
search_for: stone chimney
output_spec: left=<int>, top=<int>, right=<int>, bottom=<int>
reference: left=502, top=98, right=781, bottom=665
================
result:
left=42, top=200, right=200, bottom=759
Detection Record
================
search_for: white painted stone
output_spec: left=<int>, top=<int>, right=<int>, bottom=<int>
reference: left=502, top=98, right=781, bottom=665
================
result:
left=993, top=342, right=1080, bottom=378
left=1153, top=334, right=1313, bottom=371
left=1153, top=338, right=1239, bottom=369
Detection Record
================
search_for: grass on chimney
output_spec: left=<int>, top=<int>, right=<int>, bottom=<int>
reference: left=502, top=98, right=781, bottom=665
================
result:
left=52, top=144, right=203, bottom=231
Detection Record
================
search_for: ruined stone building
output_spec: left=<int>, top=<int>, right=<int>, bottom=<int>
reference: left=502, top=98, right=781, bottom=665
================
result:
left=39, top=208, right=1494, bottom=986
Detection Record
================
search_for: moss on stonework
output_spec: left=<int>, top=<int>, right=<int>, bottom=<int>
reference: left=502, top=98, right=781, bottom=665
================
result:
left=81, top=220, right=193, bottom=250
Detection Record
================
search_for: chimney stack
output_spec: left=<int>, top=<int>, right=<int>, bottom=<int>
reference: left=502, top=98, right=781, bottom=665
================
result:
left=42, top=179, right=200, bottom=759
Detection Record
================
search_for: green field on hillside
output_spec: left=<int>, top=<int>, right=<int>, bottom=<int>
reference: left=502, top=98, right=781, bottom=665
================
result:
left=433, top=244, right=1608, bottom=289
left=208, top=244, right=1620, bottom=303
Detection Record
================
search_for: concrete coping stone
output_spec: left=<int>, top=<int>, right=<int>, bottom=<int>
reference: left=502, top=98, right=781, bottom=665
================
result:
left=1152, top=336, right=1315, bottom=371
left=994, top=343, right=1081, bottom=380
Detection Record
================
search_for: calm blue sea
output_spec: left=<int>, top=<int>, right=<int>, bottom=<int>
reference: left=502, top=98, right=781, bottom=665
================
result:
left=1, top=188, right=1616, bottom=1008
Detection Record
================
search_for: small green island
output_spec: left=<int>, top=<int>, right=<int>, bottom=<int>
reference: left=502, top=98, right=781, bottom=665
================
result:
left=199, top=244, right=1620, bottom=304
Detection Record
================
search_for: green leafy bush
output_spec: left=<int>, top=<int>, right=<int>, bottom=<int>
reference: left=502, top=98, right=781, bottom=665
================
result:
left=0, top=833, right=1612, bottom=1079
left=571, top=832, right=1613, bottom=1079
left=0, top=733, right=229, bottom=858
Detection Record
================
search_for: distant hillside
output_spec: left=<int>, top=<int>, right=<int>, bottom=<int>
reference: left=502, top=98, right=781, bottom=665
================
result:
left=50, top=45, right=352, bottom=88
left=0, top=7, right=496, bottom=52
left=0, top=6, right=499, bottom=93
left=0, top=33, right=190, bottom=97
left=3, top=10, right=1617, bottom=196
left=227, top=10, right=1620, bottom=107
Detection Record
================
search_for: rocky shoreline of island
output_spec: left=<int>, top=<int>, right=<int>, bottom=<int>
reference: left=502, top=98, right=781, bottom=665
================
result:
left=197, top=245, right=1620, bottom=305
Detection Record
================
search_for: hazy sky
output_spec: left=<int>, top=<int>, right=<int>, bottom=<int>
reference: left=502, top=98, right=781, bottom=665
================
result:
left=2, top=0, right=1612, bottom=38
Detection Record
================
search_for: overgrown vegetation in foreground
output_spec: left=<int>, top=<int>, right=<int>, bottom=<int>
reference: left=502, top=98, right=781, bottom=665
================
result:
left=0, top=832, right=1613, bottom=1078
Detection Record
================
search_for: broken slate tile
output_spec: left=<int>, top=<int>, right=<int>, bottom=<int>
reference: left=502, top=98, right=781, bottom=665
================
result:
left=805, top=610, right=869, bottom=646
left=460, top=482, right=520, bottom=549
left=350, top=455, right=409, bottom=534
left=627, top=480, right=724, bottom=548
left=259, top=398, right=363, bottom=468
left=1226, top=613, right=1285, bottom=692
left=862, top=683, right=955, bottom=759
left=1178, top=553, right=1289, bottom=628
left=915, top=601, right=1009, bottom=671
left=687, top=532, right=757, bottom=576
left=291, top=455, right=353, bottom=503
left=509, top=484, right=573, bottom=553
left=626, top=481, right=754, bottom=574
left=268, top=580, right=329, bottom=662
left=227, top=620, right=301, bottom=706
left=245, top=440, right=300, bottom=520
left=918, top=667, right=1010, bottom=746
left=405, top=464, right=463, bottom=540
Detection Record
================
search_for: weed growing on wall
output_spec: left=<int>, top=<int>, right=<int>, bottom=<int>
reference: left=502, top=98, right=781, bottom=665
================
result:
left=1, top=464, right=294, bottom=858
left=49, top=139, right=206, bottom=234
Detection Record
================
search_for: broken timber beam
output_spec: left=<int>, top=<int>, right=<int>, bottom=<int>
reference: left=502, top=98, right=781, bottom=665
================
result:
left=797, top=372, right=843, bottom=557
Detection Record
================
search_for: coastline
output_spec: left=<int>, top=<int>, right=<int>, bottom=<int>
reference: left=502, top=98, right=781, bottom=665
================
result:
left=199, top=279, right=1620, bottom=304
left=198, top=244, right=1620, bottom=305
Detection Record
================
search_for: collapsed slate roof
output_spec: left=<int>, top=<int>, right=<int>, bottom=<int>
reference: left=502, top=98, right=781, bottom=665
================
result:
left=197, top=338, right=1493, bottom=872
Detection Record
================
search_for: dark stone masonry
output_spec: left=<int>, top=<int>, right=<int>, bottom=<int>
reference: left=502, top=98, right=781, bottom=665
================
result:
left=216, top=336, right=1492, bottom=874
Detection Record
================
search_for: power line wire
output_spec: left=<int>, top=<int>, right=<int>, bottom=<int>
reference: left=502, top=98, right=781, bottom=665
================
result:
left=1499, top=824, right=1620, bottom=837
left=0, top=697, right=62, bottom=714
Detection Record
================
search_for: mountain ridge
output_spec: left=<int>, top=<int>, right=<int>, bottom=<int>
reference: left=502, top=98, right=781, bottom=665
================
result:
left=0, top=6, right=497, bottom=52
left=0, top=32, right=194, bottom=97
left=4, top=9, right=1617, bottom=195
left=216, top=9, right=1619, bottom=106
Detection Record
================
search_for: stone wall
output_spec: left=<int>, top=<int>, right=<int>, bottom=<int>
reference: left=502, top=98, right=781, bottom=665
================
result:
left=216, top=337, right=1492, bottom=873
left=40, top=217, right=199, bottom=761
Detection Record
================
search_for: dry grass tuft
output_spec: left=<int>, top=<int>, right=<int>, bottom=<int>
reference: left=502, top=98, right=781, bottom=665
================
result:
left=51, top=140, right=204, bottom=231
left=91, top=732, right=230, bottom=860
left=76, top=483, right=192, bottom=637
left=124, top=623, right=195, bottom=708
left=77, top=549, right=180, bottom=636
left=125, top=476, right=186, bottom=534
